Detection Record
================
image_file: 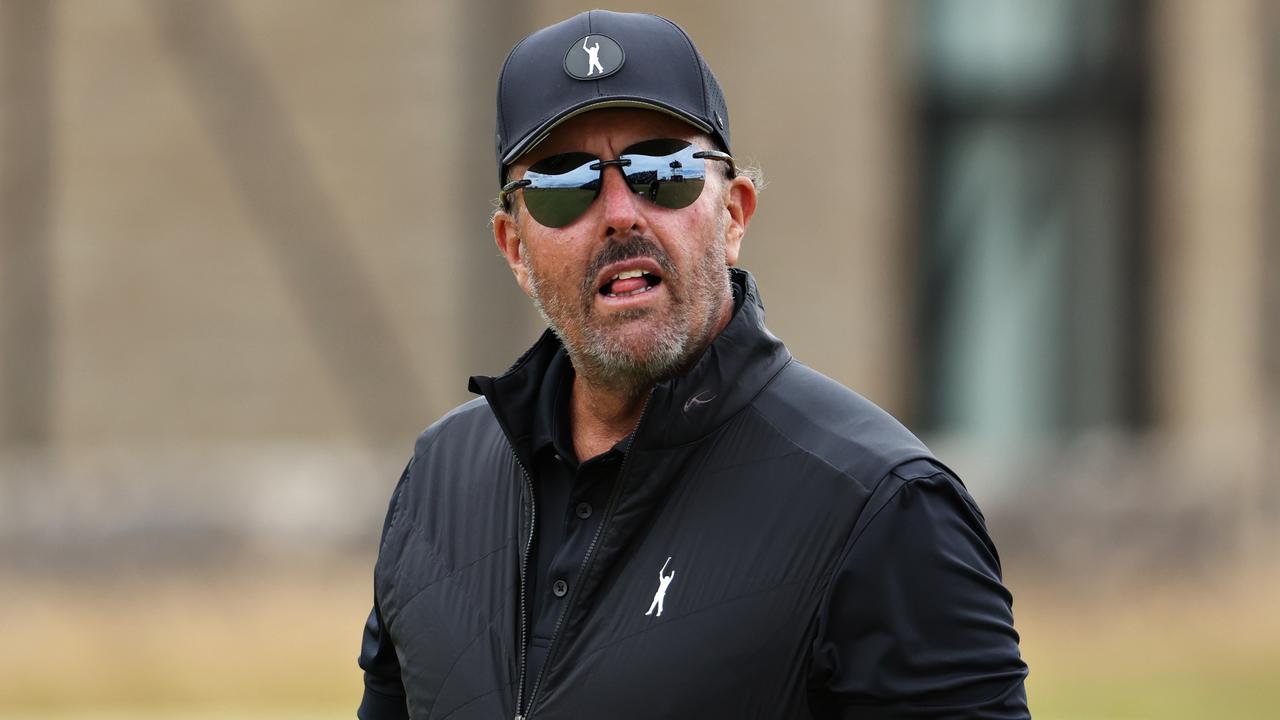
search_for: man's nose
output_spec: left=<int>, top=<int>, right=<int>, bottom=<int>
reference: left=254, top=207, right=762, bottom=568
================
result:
left=596, top=163, right=643, bottom=237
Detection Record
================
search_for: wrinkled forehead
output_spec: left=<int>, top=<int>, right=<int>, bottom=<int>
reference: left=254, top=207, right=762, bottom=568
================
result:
left=507, top=108, right=711, bottom=179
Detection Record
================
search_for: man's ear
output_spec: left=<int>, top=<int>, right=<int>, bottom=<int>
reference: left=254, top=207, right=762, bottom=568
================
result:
left=494, top=209, right=533, bottom=297
left=722, top=175, right=757, bottom=267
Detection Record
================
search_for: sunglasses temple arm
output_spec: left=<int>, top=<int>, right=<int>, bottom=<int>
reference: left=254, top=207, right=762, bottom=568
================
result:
left=692, top=150, right=736, bottom=178
left=500, top=179, right=532, bottom=207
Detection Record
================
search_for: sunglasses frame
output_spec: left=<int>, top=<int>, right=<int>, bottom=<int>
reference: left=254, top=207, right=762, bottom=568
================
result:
left=499, top=141, right=737, bottom=225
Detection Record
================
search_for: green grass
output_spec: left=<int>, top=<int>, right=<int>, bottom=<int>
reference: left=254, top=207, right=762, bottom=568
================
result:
left=1028, top=661, right=1279, bottom=719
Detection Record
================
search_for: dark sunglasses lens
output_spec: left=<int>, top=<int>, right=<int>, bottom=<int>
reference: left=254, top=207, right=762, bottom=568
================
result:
left=621, top=140, right=706, bottom=210
left=523, top=187, right=596, bottom=228
left=522, top=152, right=599, bottom=228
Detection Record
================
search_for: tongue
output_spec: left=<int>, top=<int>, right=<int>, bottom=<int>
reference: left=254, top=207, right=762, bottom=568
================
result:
left=609, top=276, right=648, bottom=295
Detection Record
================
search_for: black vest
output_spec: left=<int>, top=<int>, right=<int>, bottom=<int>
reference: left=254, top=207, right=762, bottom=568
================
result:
left=375, top=270, right=935, bottom=719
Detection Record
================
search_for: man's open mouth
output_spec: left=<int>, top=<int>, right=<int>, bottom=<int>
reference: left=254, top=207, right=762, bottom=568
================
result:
left=600, top=269, right=662, bottom=298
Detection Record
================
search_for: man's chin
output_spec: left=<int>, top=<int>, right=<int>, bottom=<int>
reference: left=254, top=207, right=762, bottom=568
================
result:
left=569, top=325, right=691, bottom=389
left=596, top=322, right=679, bottom=357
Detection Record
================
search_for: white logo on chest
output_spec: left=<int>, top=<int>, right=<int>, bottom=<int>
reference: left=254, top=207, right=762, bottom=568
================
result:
left=644, top=557, right=676, bottom=617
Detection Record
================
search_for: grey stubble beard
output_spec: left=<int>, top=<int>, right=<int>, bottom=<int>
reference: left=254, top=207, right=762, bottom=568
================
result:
left=521, top=229, right=730, bottom=398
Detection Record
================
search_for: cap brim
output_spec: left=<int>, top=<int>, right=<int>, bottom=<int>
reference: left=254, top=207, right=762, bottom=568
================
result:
left=501, top=98, right=714, bottom=168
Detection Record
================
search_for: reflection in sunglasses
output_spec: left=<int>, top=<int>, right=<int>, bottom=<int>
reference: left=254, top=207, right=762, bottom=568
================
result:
left=500, top=138, right=735, bottom=228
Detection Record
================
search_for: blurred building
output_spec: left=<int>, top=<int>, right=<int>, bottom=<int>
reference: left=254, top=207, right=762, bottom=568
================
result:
left=0, top=0, right=1275, bottom=572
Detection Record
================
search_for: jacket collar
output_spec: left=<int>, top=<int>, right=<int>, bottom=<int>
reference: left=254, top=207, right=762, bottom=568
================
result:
left=469, top=268, right=792, bottom=465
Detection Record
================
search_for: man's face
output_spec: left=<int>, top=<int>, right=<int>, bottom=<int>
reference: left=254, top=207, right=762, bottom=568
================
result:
left=494, top=109, right=754, bottom=392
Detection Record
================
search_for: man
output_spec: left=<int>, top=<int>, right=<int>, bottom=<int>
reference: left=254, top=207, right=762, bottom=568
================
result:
left=359, top=10, right=1028, bottom=720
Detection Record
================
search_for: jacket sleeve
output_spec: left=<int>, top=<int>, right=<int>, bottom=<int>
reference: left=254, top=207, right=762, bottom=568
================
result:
left=808, top=459, right=1029, bottom=719
left=357, top=461, right=412, bottom=720
left=358, top=598, right=409, bottom=719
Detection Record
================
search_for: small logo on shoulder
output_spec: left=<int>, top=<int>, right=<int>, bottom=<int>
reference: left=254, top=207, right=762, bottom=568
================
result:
left=564, top=34, right=624, bottom=80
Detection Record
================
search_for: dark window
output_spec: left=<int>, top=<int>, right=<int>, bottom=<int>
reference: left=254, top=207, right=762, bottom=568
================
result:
left=916, top=0, right=1149, bottom=442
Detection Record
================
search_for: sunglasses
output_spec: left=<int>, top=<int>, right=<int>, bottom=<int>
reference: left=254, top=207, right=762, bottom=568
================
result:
left=500, top=138, right=736, bottom=228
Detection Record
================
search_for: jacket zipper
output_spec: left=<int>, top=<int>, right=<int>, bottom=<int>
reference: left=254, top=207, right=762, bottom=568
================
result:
left=511, top=447, right=536, bottom=720
left=518, top=395, right=653, bottom=720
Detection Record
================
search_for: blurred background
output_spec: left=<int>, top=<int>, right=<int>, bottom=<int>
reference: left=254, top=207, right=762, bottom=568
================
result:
left=1, top=0, right=1276, bottom=718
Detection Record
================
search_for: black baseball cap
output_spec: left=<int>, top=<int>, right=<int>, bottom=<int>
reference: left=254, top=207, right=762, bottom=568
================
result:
left=495, top=10, right=731, bottom=184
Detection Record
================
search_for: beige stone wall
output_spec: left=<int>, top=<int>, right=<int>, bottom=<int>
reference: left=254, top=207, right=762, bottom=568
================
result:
left=50, top=1, right=462, bottom=447
left=1151, top=0, right=1270, bottom=439
left=1150, top=0, right=1275, bottom=519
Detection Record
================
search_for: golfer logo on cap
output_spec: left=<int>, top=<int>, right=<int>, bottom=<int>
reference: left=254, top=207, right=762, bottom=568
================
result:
left=583, top=37, right=605, bottom=75
left=564, top=34, right=624, bottom=80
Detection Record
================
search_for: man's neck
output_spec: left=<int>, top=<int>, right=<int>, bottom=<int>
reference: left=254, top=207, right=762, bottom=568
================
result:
left=569, top=375, right=649, bottom=462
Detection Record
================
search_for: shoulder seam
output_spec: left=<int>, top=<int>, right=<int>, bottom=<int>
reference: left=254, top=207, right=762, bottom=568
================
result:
left=745, top=400, right=877, bottom=493
left=846, top=470, right=948, bottom=551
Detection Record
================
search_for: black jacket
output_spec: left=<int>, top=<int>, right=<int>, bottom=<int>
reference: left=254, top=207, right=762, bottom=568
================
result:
left=359, top=269, right=1028, bottom=719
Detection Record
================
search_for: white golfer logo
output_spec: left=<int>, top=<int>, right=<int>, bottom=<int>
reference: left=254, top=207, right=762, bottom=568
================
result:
left=583, top=36, right=605, bottom=76
left=645, top=557, right=676, bottom=617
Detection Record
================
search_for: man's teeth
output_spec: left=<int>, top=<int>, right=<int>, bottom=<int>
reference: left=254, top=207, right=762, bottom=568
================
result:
left=604, top=268, right=657, bottom=297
